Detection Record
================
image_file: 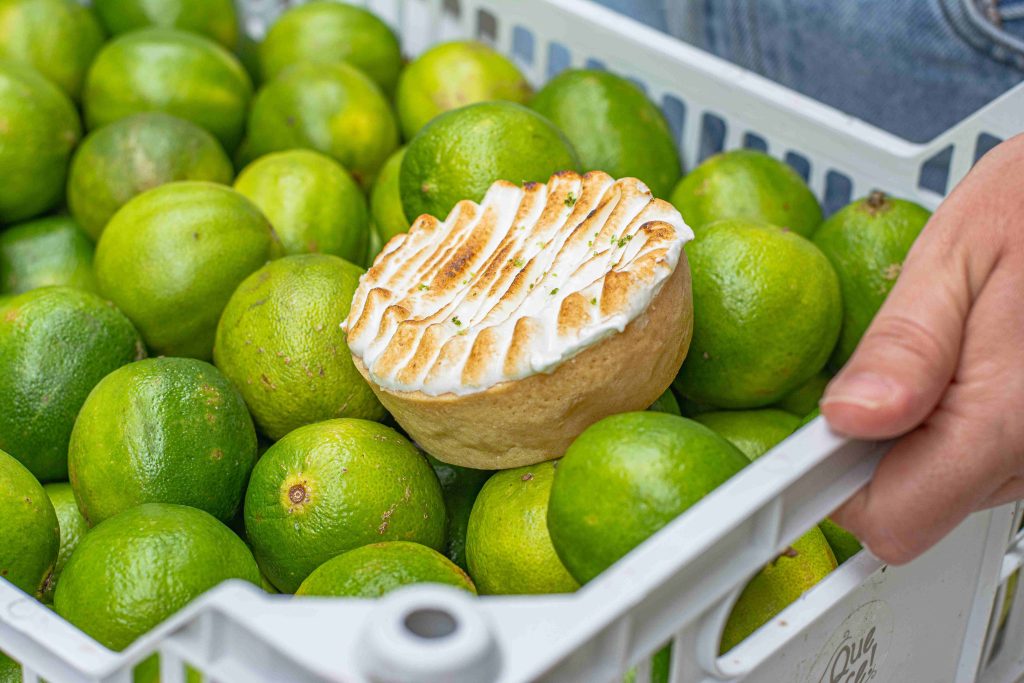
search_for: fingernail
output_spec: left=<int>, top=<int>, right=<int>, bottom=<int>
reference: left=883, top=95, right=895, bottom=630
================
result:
left=821, top=373, right=898, bottom=411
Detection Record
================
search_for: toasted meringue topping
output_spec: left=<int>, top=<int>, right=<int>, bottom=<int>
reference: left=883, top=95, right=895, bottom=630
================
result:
left=344, top=170, right=693, bottom=396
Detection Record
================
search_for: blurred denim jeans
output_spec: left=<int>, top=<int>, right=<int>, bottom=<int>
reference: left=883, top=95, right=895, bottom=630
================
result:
left=591, top=0, right=1024, bottom=142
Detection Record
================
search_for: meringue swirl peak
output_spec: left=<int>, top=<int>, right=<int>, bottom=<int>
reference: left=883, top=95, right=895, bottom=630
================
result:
left=344, top=170, right=692, bottom=396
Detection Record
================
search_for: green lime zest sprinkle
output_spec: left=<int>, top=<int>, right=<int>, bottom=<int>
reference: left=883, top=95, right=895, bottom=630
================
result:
left=564, top=192, right=577, bottom=207
left=550, top=288, right=559, bottom=295
left=590, top=297, right=597, bottom=305
left=452, top=316, right=462, bottom=327
left=512, top=257, right=525, bottom=268
left=418, top=283, right=429, bottom=291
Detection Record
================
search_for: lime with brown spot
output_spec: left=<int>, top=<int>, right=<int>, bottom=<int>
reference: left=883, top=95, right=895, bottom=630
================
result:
left=259, top=1, right=402, bottom=95
left=672, top=219, right=841, bottom=408
left=68, top=112, right=234, bottom=240
left=467, top=461, right=578, bottom=594
left=530, top=69, right=681, bottom=199
left=0, top=216, right=97, bottom=295
left=396, top=40, right=531, bottom=140
left=95, top=181, right=280, bottom=360
left=54, top=503, right=260, bottom=652
left=41, top=482, right=88, bottom=602
left=93, top=0, right=239, bottom=50
left=234, top=150, right=370, bottom=261
left=813, top=191, right=931, bottom=369
left=721, top=528, right=837, bottom=653
left=370, top=146, right=409, bottom=243
left=214, top=254, right=386, bottom=441
left=669, top=149, right=822, bottom=237
left=0, top=59, right=80, bottom=223
left=401, top=101, right=579, bottom=221
left=0, top=0, right=105, bottom=101
left=426, top=453, right=491, bottom=571
left=548, top=412, right=749, bottom=584
left=246, top=61, right=398, bottom=188
left=296, top=541, right=476, bottom=597
left=0, top=287, right=144, bottom=481
left=0, top=448, right=59, bottom=599
left=244, top=419, right=446, bottom=593
left=693, top=409, right=801, bottom=461
left=68, top=357, right=257, bottom=525
left=83, top=28, right=252, bottom=151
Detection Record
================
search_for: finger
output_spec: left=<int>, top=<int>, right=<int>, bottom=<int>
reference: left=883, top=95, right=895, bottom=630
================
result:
left=832, top=260, right=1024, bottom=564
left=831, top=398, right=1005, bottom=564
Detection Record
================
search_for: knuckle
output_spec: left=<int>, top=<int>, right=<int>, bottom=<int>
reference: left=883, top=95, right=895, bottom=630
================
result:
left=861, top=314, right=952, bottom=371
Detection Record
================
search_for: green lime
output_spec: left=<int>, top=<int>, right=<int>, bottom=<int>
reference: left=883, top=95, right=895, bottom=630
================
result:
left=721, top=527, right=837, bottom=653
left=466, top=461, right=578, bottom=595
left=83, top=28, right=252, bottom=151
left=813, top=191, right=931, bottom=369
left=669, top=150, right=822, bottom=236
left=624, top=646, right=671, bottom=683
left=0, top=448, right=59, bottom=598
left=68, top=112, right=234, bottom=240
left=648, top=388, right=681, bottom=415
left=296, top=541, right=476, bottom=597
left=693, top=409, right=801, bottom=461
left=246, top=61, right=399, bottom=188
left=800, top=407, right=820, bottom=427
left=0, top=287, right=144, bottom=481
left=214, top=254, right=386, bottom=440
left=41, top=482, right=88, bottom=602
left=425, top=454, right=491, bottom=571
left=774, top=370, right=830, bottom=416
left=0, top=0, right=104, bottom=101
left=370, top=146, right=410, bottom=243
left=0, top=652, right=19, bottom=683
left=678, top=396, right=717, bottom=417
left=69, top=357, right=257, bottom=525
left=818, top=518, right=862, bottom=564
left=401, top=101, right=579, bottom=221
left=531, top=69, right=681, bottom=199
left=259, top=1, right=401, bottom=94
left=672, top=219, right=841, bottom=408
left=94, top=181, right=280, bottom=360
left=548, top=412, right=749, bottom=584
left=0, top=216, right=97, bottom=295
left=54, top=503, right=260, bottom=651
left=0, top=60, right=80, bottom=223
left=395, top=40, right=531, bottom=139
left=93, top=0, right=239, bottom=50
left=244, top=419, right=446, bottom=593
left=234, top=150, right=370, bottom=261
left=364, top=222, right=385, bottom=268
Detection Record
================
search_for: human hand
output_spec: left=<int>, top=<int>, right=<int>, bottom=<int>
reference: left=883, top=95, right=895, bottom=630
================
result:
left=821, top=133, right=1024, bottom=565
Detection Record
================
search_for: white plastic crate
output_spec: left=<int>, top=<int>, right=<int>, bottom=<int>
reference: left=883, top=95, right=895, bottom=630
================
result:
left=3, top=1, right=1024, bottom=681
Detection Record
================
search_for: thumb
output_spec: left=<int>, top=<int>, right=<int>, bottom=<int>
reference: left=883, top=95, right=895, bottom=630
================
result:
left=821, top=231, right=969, bottom=440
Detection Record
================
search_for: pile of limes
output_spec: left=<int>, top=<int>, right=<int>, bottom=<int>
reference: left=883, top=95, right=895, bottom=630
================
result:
left=0, top=0, right=933, bottom=679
